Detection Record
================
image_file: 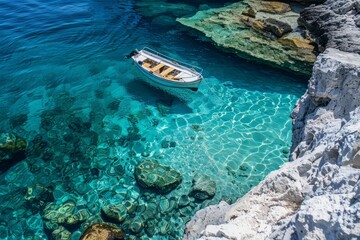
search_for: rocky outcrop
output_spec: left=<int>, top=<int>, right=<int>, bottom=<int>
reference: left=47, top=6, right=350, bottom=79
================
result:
left=274, top=48, right=360, bottom=239
left=184, top=48, right=360, bottom=239
left=182, top=0, right=360, bottom=235
left=298, top=0, right=360, bottom=53
left=178, top=0, right=317, bottom=75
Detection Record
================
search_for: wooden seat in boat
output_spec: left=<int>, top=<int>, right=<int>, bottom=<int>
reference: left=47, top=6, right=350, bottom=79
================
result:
left=160, top=67, right=174, bottom=77
left=142, top=62, right=151, bottom=69
left=150, top=63, right=165, bottom=72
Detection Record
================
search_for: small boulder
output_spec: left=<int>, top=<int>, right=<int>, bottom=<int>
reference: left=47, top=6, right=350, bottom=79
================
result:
left=161, top=140, right=176, bottom=148
left=134, top=160, right=182, bottom=193
left=177, top=194, right=191, bottom=208
left=189, top=174, right=216, bottom=200
left=80, top=223, right=125, bottom=240
left=0, top=133, right=27, bottom=170
left=263, top=18, right=292, bottom=37
left=24, top=184, right=54, bottom=211
left=52, top=226, right=71, bottom=240
left=43, top=200, right=76, bottom=225
left=101, top=201, right=136, bottom=223
left=68, top=117, right=91, bottom=133
left=129, top=216, right=144, bottom=234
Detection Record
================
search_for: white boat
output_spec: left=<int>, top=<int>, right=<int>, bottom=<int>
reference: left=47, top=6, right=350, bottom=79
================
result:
left=127, top=47, right=203, bottom=91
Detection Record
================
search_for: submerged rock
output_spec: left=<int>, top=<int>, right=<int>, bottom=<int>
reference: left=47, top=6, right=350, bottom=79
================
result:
left=43, top=200, right=76, bottom=225
left=128, top=216, right=144, bottom=234
left=189, top=174, right=216, bottom=200
left=178, top=195, right=191, bottom=208
left=24, top=184, right=54, bottom=211
left=144, top=218, right=157, bottom=237
left=107, top=100, right=120, bottom=111
left=102, top=202, right=133, bottom=223
left=161, top=140, right=176, bottom=148
left=0, top=133, right=27, bottom=171
left=134, top=160, right=182, bottom=193
left=68, top=117, right=91, bottom=133
left=80, top=223, right=125, bottom=240
left=52, top=226, right=71, bottom=240
left=9, top=113, right=28, bottom=128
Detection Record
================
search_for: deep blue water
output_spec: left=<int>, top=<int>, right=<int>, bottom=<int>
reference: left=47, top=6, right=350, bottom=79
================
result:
left=0, top=0, right=307, bottom=239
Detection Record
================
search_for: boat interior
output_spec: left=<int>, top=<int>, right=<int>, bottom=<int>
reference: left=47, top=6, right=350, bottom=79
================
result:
left=141, top=58, right=181, bottom=80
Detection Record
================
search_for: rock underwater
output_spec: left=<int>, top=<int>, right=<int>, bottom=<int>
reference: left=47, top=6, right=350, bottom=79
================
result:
left=189, top=174, right=216, bottom=201
left=80, top=223, right=125, bottom=240
left=134, top=159, right=182, bottom=193
left=177, top=0, right=317, bottom=75
left=0, top=133, right=27, bottom=171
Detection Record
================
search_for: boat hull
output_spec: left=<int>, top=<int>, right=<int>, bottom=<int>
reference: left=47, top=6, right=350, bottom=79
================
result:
left=133, top=60, right=202, bottom=90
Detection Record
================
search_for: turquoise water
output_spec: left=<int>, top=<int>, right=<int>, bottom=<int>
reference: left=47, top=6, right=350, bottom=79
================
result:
left=0, top=0, right=307, bottom=239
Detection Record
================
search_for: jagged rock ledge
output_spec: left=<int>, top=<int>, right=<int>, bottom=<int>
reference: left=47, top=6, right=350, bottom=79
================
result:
left=177, top=0, right=317, bottom=75
left=183, top=0, right=360, bottom=239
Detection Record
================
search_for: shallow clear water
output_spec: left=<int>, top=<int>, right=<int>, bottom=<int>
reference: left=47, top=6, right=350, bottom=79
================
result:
left=0, top=0, right=307, bottom=239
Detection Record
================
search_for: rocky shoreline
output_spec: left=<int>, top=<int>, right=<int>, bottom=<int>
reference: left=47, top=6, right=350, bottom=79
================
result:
left=183, top=0, right=360, bottom=239
left=178, top=0, right=318, bottom=75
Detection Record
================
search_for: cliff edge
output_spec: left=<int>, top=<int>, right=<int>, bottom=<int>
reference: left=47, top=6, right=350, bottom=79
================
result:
left=184, top=0, right=360, bottom=239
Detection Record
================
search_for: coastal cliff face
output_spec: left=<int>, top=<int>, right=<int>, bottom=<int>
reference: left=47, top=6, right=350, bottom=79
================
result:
left=183, top=0, right=360, bottom=239
left=298, top=0, right=360, bottom=53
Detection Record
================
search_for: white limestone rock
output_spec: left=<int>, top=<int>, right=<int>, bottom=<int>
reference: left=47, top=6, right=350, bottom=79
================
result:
left=184, top=201, right=230, bottom=239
